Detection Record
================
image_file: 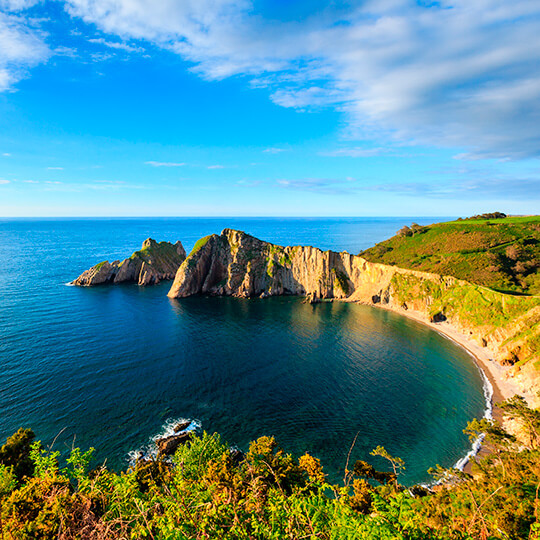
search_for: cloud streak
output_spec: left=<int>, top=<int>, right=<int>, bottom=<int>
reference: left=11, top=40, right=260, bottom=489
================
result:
left=145, top=161, right=185, bottom=167
left=278, top=175, right=540, bottom=200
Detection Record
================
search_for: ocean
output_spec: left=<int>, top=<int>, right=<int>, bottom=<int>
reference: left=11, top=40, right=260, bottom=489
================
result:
left=0, top=217, right=486, bottom=484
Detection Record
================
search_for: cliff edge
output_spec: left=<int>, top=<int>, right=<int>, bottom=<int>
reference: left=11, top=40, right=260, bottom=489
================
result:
left=72, top=238, right=186, bottom=286
left=168, top=229, right=540, bottom=398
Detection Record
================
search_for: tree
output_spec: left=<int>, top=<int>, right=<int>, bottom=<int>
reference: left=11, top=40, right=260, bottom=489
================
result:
left=0, top=428, right=36, bottom=480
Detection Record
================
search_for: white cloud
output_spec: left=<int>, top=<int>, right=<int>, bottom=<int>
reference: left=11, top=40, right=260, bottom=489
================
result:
left=0, top=179, right=10, bottom=184
left=263, top=147, right=286, bottom=154
left=321, top=147, right=386, bottom=158
left=0, top=9, right=49, bottom=92
left=47, top=166, right=64, bottom=170
left=88, top=37, right=144, bottom=53
left=63, top=0, right=540, bottom=159
left=145, top=161, right=185, bottom=167
left=2, top=152, right=10, bottom=156
left=0, top=0, right=39, bottom=10
left=207, top=165, right=224, bottom=169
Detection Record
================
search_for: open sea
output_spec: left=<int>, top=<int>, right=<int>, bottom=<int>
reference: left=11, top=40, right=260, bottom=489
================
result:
left=0, top=217, right=487, bottom=485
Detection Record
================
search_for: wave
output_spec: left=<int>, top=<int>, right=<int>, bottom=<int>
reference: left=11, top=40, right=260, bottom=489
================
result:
left=127, top=417, right=201, bottom=466
left=453, top=352, right=494, bottom=471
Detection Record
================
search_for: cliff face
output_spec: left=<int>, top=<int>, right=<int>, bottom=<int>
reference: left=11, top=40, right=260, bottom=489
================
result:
left=168, top=228, right=434, bottom=302
left=169, top=229, right=540, bottom=396
left=72, top=238, right=186, bottom=286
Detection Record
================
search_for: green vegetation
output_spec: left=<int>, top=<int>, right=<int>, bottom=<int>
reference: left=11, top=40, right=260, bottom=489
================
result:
left=93, top=261, right=107, bottom=271
left=191, top=235, right=212, bottom=256
left=268, top=244, right=292, bottom=267
left=131, top=240, right=181, bottom=264
left=332, top=268, right=351, bottom=295
left=186, top=236, right=213, bottom=268
left=1, top=398, right=540, bottom=539
left=360, top=215, right=540, bottom=295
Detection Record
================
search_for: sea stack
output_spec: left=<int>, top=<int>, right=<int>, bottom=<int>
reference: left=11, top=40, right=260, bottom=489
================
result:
left=72, top=238, right=186, bottom=286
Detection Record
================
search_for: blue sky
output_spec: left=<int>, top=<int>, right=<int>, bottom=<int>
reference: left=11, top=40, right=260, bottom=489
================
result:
left=0, top=0, right=539, bottom=217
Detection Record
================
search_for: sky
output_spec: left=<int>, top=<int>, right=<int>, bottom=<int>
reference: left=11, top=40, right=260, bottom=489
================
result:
left=0, top=0, right=539, bottom=217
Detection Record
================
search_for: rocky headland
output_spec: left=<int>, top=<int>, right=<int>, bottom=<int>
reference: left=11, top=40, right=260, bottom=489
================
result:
left=72, top=238, right=186, bottom=286
left=168, top=228, right=540, bottom=402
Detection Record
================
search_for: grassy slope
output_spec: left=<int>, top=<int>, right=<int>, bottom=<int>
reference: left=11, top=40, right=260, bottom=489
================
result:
left=360, top=216, right=540, bottom=295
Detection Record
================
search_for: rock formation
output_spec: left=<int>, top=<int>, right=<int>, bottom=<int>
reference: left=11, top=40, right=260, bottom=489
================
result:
left=156, top=432, right=192, bottom=457
left=168, top=228, right=416, bottom=302
left=72, top=238, right=186, bottom=286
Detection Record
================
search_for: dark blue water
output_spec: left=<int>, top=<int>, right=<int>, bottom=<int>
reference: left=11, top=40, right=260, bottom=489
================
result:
left=0, top=217, right=486, bottom=484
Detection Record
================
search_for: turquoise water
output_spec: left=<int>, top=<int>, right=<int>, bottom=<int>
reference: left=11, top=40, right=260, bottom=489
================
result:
left=0, top=217, right=486, bottom=484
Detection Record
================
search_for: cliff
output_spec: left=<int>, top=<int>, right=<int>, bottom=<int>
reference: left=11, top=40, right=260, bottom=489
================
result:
left=168, top=229, right=540, bottom=396
left=72, top=238, right=186, bottom=286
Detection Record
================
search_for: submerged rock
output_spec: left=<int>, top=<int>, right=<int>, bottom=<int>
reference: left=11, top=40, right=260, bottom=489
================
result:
left=72, top=238, right=186, bottom=287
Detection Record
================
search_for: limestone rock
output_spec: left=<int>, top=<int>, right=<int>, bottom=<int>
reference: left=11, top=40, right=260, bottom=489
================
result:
left=173, top=421, right=191, bottom=433
left=168, top=228, right=390, bottom=302
left=72, top=238, right=186, bottom=286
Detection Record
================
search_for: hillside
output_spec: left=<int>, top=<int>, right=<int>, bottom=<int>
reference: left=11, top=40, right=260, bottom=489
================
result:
left=359, top=216, right=540, bottom=295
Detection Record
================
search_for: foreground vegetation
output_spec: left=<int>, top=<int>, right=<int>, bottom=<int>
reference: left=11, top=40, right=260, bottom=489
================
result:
left=360, top=215, right=540, bottom=295
left=1, top=397, right=539, bottom=539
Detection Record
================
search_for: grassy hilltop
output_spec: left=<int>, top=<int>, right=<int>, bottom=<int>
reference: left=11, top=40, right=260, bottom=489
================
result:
left=360, top=215, right=540, bottom=296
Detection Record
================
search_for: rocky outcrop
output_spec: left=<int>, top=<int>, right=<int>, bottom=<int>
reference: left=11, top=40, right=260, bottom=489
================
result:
left=168, top=229, right=540, bottom=397
left=156, top=432, right=192, bottom=457
left=72, top=238, right=186, bottom=286
left=168, top=228, right=426, bottom=302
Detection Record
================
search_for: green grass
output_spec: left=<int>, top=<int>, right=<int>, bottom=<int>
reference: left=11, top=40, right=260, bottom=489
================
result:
left=190, top=235, right=212, bottom=256
left=333, top=268, right=350, bottom=295
left=129, top=240, right=181, bottom=263
left=360, top=215, right=540, bottom=295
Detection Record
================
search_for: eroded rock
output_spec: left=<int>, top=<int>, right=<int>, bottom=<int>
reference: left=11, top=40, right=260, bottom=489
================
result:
left=72, top=238, right=186, bottom=286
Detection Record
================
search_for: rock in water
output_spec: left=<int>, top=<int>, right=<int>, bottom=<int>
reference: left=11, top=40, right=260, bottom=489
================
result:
left=173, top=421, right=191, bottom=433
left=167, top=229, right=455, bottom=308
left=167, top=228, right=361, bottom=300
left=72, top=238, right=186, bottom=286
left=156, top=432, right=192, bottom=457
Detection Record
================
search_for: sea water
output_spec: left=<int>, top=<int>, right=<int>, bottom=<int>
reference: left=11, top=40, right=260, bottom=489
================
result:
left=0, top=217, right=486, bottom=484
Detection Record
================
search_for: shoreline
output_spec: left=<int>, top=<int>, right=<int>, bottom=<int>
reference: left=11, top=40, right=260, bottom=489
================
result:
left=362, top=302, right=522, bottom=405
left=354, top=301, right=526, bottom=471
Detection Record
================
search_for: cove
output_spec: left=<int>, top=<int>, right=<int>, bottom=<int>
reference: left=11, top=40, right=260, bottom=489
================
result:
left=159, top=295, right=486, bottom=485
left=4, top=282, right=484, bottom=486
left=0, top=218, right=484, bottom=486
